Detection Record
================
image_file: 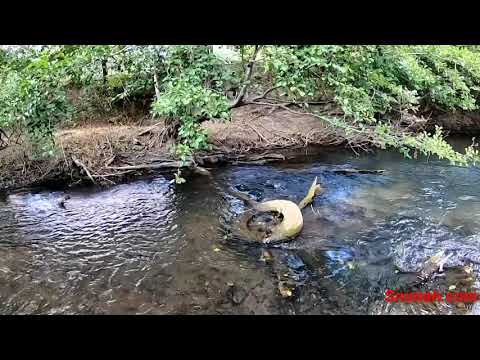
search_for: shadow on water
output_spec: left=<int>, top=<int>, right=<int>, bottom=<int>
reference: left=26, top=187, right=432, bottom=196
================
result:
left=1, top=138, right=480, bottom=314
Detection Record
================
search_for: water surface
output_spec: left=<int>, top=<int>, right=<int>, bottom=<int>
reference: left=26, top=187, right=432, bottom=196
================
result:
left=1, top=139, right=479, bottom=314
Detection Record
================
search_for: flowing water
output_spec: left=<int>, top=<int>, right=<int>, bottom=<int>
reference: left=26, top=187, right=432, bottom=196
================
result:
left=1, top=139, right=480, bottom=315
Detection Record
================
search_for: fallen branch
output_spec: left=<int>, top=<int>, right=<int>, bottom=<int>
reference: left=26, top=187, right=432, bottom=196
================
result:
left=106, top=152, right=286, bottom=172
left=106, top=161, right=189, bottom=171
left=247, top=124, right=270, bottom=144
left=104, top=155, right=116, bottom=167
left=71, top=155, right=96, bottom=184
left=92, top=174, right=116, bottom=185
left=298, top=176, right=323, bottom=210
left=232, top=160, right=276, bottom=165
left=331, top=169, right=385, bottom=175
left=92, top=170, right=136, bottom=178
left=250, top=85, right=282, bottom=103
left=248, top=153, right=285, bottom=161
left=138, top=121, right=164, bottom=136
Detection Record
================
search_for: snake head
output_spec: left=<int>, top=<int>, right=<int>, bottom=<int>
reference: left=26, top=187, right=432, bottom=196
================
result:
left=314, top=185, right=324, bottom=195
left=262, top=231, right=273, bottom=244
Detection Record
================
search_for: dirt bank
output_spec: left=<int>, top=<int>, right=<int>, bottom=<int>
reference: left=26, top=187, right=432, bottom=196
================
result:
left=0, top=105, right=347, bottom=191
left=1, top=104, right=478, bottom=192
left=429, top=111, right=480, bottom=135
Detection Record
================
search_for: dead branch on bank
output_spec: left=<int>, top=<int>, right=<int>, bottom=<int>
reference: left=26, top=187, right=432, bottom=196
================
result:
left=250, top=86, right=282, bottom=103
left=106, top=161, right=189, bottom=171
left=71, top=155, right=96, bottom=184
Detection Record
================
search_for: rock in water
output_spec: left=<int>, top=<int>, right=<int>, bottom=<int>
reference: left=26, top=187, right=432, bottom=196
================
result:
left=286, top=254, right=306, bottom=270
left=226, top=284, right=247, bottom=305
left=260, top=250, right=274, bottom=262
left=57, top=195, right=71, bottom=209
left=190, top=166, right=211, bottom=177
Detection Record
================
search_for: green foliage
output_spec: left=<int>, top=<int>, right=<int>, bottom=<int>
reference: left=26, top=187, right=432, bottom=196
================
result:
left=151, top=46, right=231, bottom=164
left=264, top=45, right=480, bottom=122
left=2, top=45, right=480, bottom=167
left=263, top=45, right=480, bottom=165
left=0, top=48, right=72, bottom=158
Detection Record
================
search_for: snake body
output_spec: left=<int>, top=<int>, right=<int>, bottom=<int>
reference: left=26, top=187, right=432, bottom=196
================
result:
left=232, top=177, right=323, bottom=244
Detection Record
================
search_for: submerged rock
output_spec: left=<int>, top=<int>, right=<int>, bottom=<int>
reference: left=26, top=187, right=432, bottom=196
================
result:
left=286, top=254, right=306, bottom=270
left=57, top=195, right=71, bottom=209
left=226, top=284, right=248, bottom=305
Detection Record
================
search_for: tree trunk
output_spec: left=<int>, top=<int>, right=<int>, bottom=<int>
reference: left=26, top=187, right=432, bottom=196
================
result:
left=101, top=59, right=108, bottom=84
left=153, top=70, right=161, bottom=101
left=229, top=45, right=262, bottom=109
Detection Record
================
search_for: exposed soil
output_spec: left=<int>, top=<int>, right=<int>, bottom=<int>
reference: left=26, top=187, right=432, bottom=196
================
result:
left=1, top=104, right=478, bottom=192
left=0, top=105, right=347, bottom=192
left=205, top=104, right=344, bottom=151
left=429, top=110, right=480, bottom=135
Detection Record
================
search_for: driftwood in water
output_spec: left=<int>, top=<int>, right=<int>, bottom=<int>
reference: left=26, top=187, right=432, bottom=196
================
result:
left=233, top=159, right=280, bottom=165
left=331, top=169, right=385, bottom=175
left=57, top=195, right=71, bottom=209
left=231, top=153, right=286, bottom=165
left=107, top=161, right=211, bottom=176
left=106, top=152, right=286, bottom=173
left=107, top=161, right=188, bottom=171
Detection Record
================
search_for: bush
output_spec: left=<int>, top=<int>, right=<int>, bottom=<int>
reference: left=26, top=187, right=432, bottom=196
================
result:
left=263, top=45, right=480, bottom=164
left=0, top=48, right=72, bottom=158
left=151, top=46, right=232, bottom=162
left=2, top=45, right=480, bottom=167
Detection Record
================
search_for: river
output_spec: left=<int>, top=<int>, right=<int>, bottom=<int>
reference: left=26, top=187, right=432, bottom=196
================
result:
left=1, top=138, right=480, bottom=314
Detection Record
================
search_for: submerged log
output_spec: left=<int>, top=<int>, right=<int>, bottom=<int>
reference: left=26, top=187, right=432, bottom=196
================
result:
left=57, top=195, right=71, bottom=209
left=107, top=161, right=211, bottom=178
left=106, top=161, right=188, bottom=171
left=331, top=169, right=385, bottom=175
left=232, top=153, right=286, bottom=165
left=107, top=153, right=285, bottom=172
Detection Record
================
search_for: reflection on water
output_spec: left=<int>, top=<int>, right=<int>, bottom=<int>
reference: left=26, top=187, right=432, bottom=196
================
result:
left=1, top=139, right=480, bottom=314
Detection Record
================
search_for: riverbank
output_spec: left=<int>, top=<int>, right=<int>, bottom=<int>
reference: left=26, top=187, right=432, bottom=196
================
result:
left=0, top=105, right=349, bottom=191
left=1, top=104, right=478, bottom=192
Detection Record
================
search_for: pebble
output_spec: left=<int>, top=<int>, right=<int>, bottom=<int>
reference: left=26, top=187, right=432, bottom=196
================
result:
left=286, top=254, right=305, bottom=270
left=260, top=250, right=273, bottom=262
left=278, top=281, right=294, bottom=298
left=226, top=283, right=247, bottom=305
